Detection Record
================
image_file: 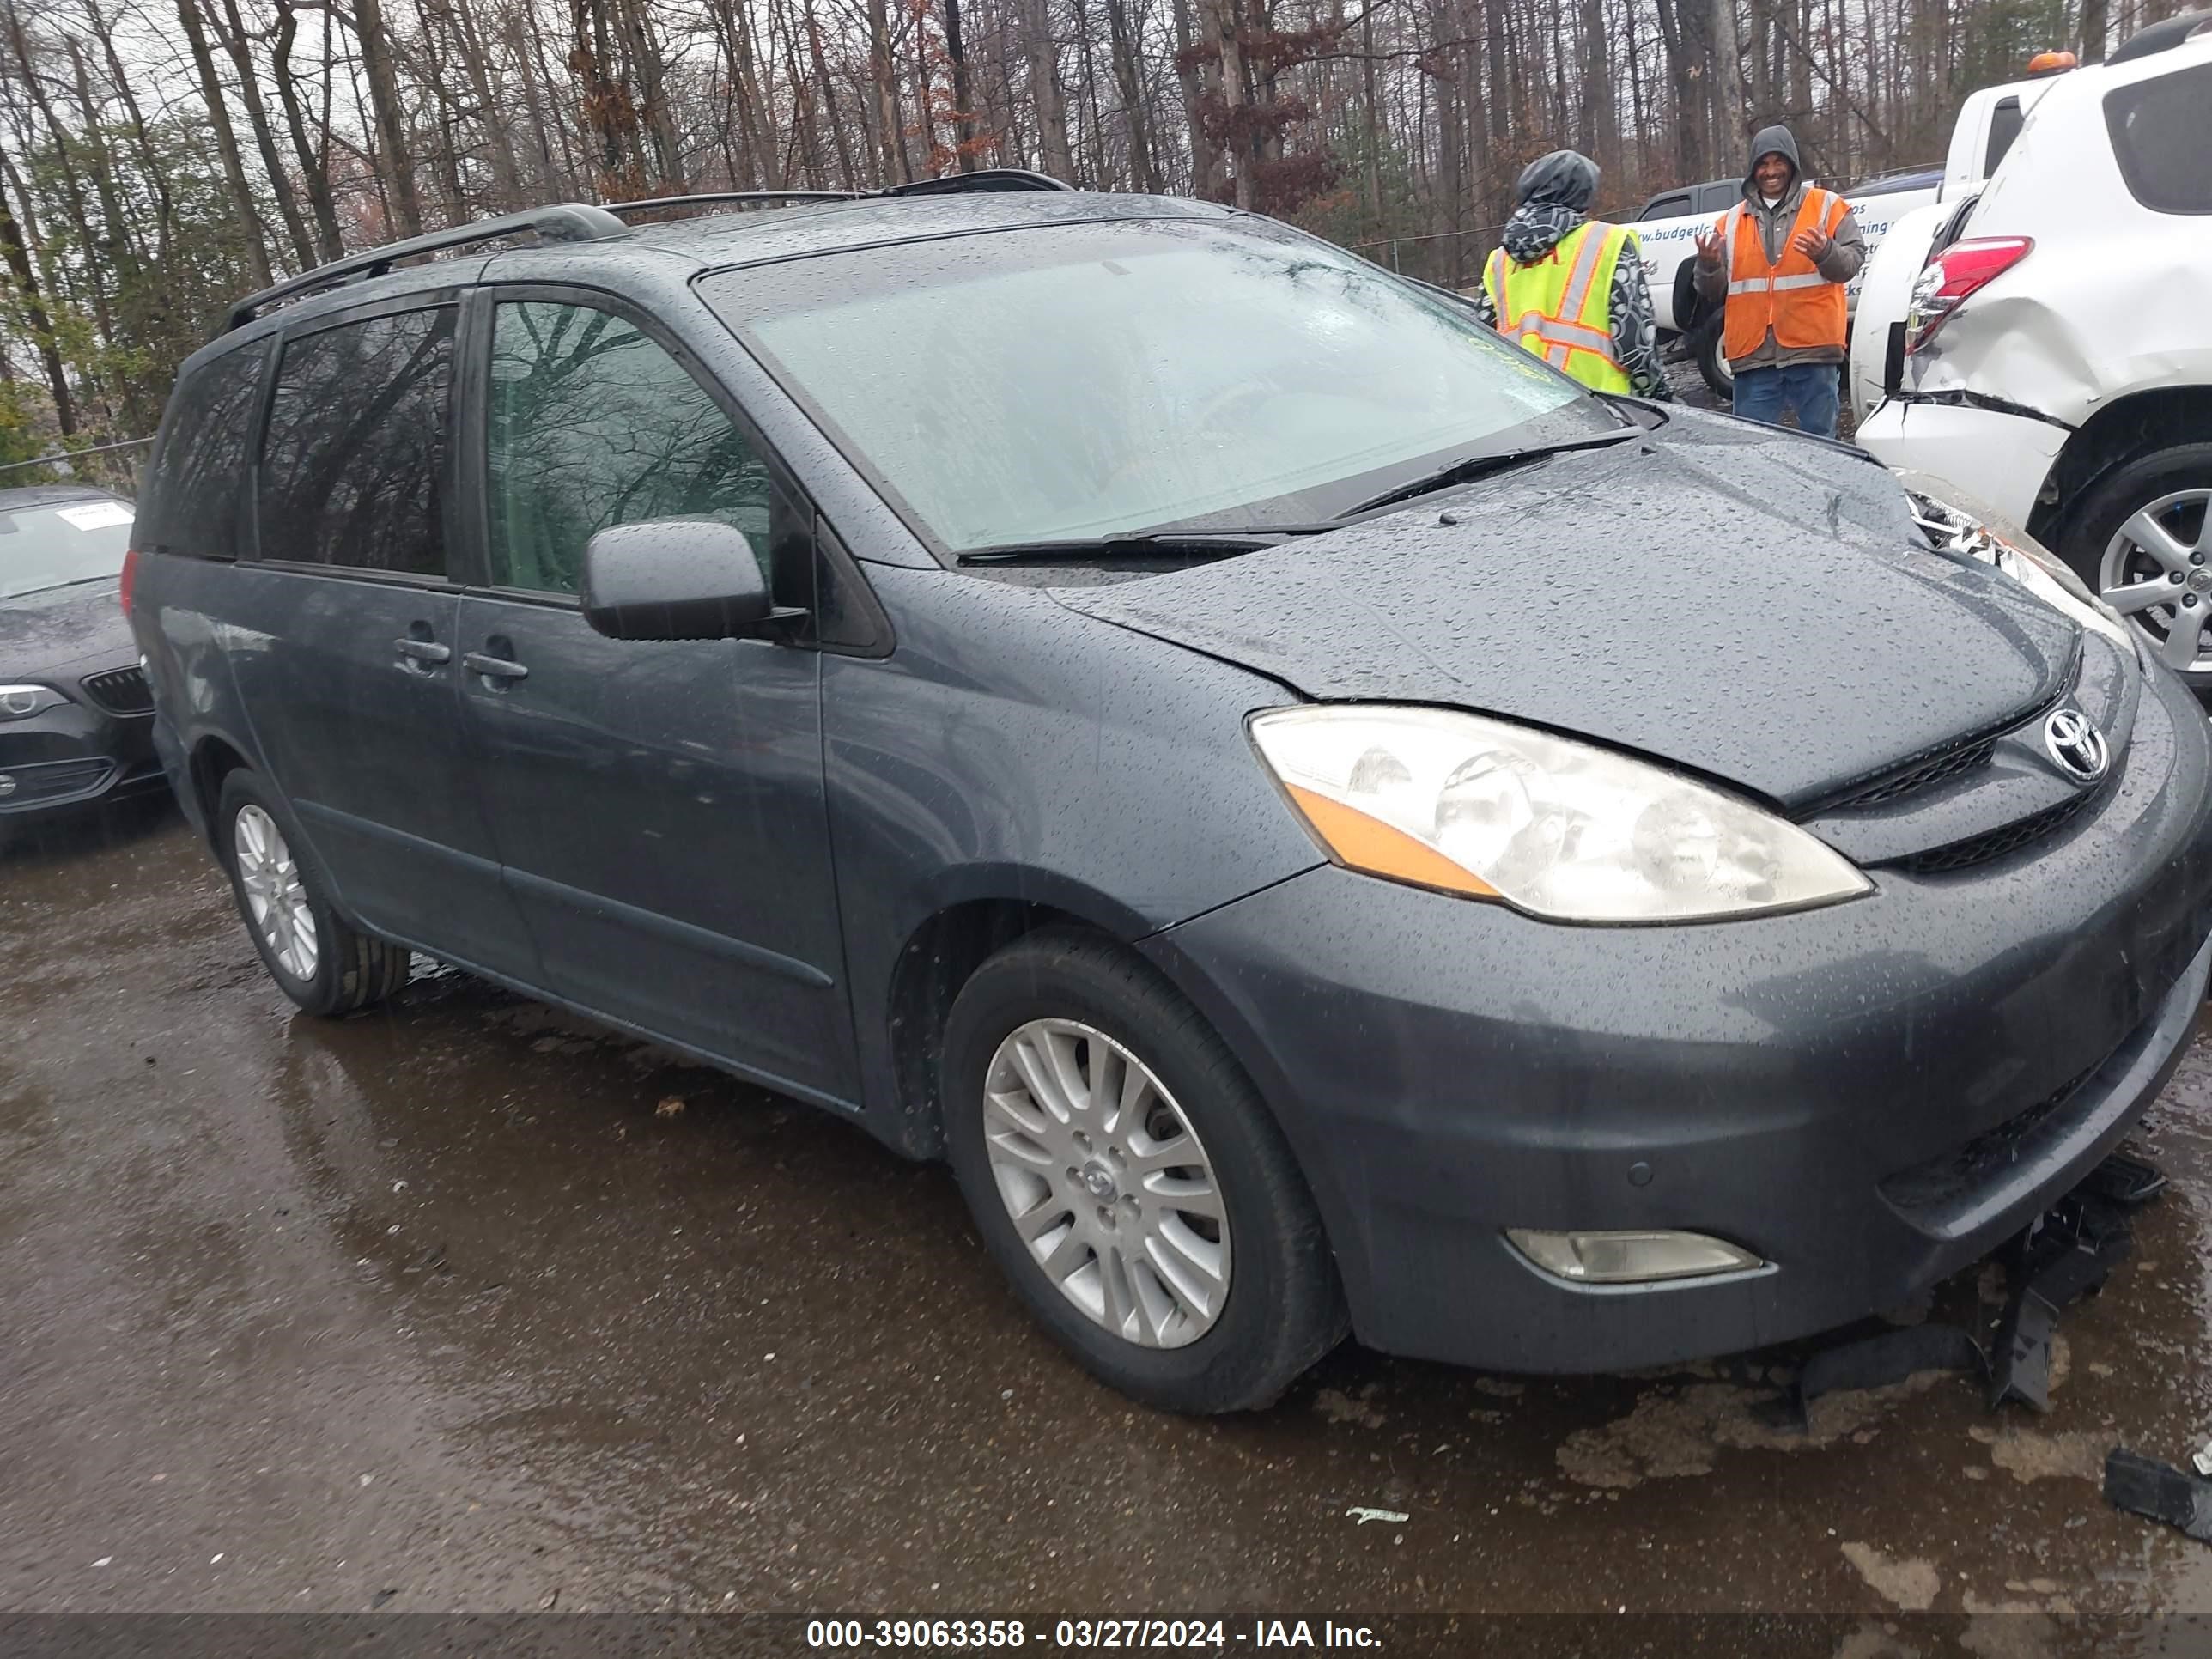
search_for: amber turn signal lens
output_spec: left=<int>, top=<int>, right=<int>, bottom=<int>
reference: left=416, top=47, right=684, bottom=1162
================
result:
left=1283, top=783, right=1500, bottom=900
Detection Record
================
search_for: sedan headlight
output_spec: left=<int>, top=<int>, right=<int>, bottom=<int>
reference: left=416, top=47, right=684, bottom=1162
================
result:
left=1249, top=705, right=1871, bottom=922
left=0, top=684, right=67, bottom=720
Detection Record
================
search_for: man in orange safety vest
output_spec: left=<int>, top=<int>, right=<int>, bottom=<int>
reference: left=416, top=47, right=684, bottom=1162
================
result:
left=1692, top=125, right=1865, bottom=439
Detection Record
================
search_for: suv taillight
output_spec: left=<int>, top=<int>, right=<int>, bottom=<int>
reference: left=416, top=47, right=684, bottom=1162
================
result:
left=1905, top=237, right=2033, bottom=354
left=119, top=545, right=140, bottom=619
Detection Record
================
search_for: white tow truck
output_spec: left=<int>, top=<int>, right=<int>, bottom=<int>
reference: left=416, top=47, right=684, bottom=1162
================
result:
left=1626, top=72, right=2065, bottom=399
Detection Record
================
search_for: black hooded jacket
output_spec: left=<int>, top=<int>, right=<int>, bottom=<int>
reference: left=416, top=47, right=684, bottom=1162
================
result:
left=1468, top=149, right=1672, bottom=401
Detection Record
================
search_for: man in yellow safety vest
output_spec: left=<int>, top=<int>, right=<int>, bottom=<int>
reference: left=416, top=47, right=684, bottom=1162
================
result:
left=1473, top=150, right=1671, bottom=401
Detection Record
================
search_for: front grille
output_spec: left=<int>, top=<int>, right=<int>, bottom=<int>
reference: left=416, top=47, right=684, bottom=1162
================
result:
left=1893, top=789, right=2100, bottom=875
left=1829, top=736, right=1998, bottom=810
left=0, top=757, right=115, bottom=805
left=79, top=665, right=152, bottom=716
left=1880, top=1060, right=2102, bottom=1215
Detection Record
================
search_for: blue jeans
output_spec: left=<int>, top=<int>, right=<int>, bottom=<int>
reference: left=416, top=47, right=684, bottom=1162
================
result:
left=1732, top=362, right=1841, bottom=440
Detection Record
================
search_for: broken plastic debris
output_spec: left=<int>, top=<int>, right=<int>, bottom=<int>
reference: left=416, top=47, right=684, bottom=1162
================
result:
left=1796, top=1323, right=1984, bottom=1425
left=656, top=1097, right=686, bottom=1118
left=1346, top=1506, right=1409, bottom=1525
left=2193, top=1443, right=2212, bottom=1480
left=1989, top=1285, right=2057, bottom=1413
left=2105, top=1449, right=2212, bottom=1544
left=2079, top=1150, right=2168, bottom=1210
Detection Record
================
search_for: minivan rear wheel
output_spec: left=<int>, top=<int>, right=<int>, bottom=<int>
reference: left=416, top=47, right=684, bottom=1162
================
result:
left=2063, top=443, right=2212, bottom=695
left=940, top=928, right=1345, bottom=1413
left=216, top=770, right=410, bottom=1017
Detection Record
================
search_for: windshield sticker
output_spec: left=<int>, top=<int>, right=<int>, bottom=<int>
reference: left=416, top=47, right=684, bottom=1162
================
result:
left=56, top=501, right=133, bottom=531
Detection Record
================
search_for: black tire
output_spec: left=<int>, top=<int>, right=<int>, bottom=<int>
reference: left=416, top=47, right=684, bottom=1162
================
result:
left=1694, top=313, right=1734, bottom=402
left=2057, top=443, right=2212, bottom=699
left=940, top=928, right=1346, bottom=1413
left=216, top=769, right=410, bottom=1017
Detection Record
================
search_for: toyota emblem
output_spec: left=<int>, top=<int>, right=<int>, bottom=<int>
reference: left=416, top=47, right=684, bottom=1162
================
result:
left=2044, top=708, right=2109, bottom=785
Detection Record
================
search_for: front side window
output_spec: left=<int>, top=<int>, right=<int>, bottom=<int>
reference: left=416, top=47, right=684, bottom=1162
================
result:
left=703, top=217, right=1614, bottom=556
left=257, top=307, right=453, bottom=576
left=2106, top=63, right=2212, bottom=215
left=486, top=301, right=776, bottom=596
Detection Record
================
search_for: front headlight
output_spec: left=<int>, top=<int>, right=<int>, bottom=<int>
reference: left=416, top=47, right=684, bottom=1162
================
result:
left=1249, top=705, right=1871, bottom=923
left=0, top=684, right=67, bottom=720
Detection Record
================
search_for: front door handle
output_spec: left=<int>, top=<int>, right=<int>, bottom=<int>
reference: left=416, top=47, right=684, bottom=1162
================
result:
left=463, top=651, right=529, bottom=682
left=394, top=637, right=452, bottom=665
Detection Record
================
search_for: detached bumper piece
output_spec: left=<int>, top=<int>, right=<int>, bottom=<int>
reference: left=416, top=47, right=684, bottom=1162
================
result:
left=2105, top=1450, right=2212, bottom=1545
left=1794, top=1148, right=2165, bottom=1425
left=1988, top=1176, right=2151, bottom=1412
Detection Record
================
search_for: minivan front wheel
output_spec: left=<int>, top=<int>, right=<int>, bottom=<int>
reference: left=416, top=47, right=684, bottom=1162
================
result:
left=941, top=930, right=1345, bottom=1413
left=216, top=770, right=410, bottom=1017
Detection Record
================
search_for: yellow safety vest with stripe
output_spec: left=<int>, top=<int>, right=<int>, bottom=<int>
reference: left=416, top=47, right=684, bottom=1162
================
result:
left=1719, top=187, right=1849, bottom=360
left=1481, top=220, right=1634, bottom=394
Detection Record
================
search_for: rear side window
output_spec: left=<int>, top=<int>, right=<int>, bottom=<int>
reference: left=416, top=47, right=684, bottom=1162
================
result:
left=135, top=343, right=265, bottom=557
left=257, top=307, right=455, bottom=575
left=2106, top=64, right=2212, bottom=214
left=1983, top=97, right=2024, bottom=177
left=1698, top=183, right=1738, bottom=213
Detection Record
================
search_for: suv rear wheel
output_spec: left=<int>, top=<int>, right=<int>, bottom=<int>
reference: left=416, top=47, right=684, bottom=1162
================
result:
left=2062, top=443, right=2212, bottom=693
left=940, top=928, right=1346, bottom=1413
left=216, top=769, right=410, bottom=1016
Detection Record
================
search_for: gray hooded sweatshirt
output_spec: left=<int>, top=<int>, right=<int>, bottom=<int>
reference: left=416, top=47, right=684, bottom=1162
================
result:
left=1692, top=125, right=1866, bottom=374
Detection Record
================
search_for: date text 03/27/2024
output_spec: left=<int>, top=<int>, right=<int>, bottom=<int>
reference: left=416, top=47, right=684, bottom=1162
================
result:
left=805, top=1620, right=1384, bottom=1649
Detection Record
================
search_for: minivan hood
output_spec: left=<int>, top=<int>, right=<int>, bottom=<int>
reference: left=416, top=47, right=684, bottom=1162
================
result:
left=0, top=576, right=131, bottom=677
left=1052, top=420, right=2078, bottom=808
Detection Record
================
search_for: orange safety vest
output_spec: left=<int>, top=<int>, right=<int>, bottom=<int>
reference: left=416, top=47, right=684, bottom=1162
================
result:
left=1717, top=187, right=1849, bottom=362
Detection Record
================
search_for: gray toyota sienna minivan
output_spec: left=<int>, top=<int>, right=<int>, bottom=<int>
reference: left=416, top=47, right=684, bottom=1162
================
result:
left=129, top=173, right=2212, bottom=1413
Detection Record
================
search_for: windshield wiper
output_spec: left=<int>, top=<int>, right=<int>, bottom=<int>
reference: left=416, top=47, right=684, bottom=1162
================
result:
left=957, top=525, right=1336, bottom=566
left=1346, top=429, right=1641, bottom=515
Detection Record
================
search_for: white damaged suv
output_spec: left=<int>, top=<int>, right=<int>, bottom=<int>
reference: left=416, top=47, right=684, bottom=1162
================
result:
left=1856, top=14, right=2212, bottom=693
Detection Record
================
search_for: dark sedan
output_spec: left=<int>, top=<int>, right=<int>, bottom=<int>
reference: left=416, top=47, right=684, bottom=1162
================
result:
left=1, top=484, right=166, bottom=841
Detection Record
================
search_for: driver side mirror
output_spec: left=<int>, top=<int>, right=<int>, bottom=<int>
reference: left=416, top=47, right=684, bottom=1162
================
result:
left=580, top=519, right=798, bottom=641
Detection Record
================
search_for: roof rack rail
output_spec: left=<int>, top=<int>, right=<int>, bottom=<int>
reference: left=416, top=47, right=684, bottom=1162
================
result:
left=227, top=173, right=1077, bottom=331
left=882, top=168, right=1073, bottom=196
left=2109, top=6, right=2209, bottom=62
left=600, top=167, right=1076, bottom=222
left=225, top=201, right=628, bottom=331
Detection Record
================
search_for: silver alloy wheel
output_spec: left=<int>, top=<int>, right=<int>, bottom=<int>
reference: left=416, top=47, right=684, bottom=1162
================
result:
left=233, top=804, right=319, bottom=981
left=2098, top=488, right=2212, bottom=673
left=981, top=1018, right=1231, bottom=1348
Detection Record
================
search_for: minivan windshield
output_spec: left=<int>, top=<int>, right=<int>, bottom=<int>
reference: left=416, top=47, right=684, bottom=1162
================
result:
left=702, top=216, right=1620, bottom=556
left=0, top=497, right=134, bottom=599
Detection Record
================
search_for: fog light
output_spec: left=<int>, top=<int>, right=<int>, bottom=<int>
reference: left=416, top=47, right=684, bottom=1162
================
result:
left=1507, top=1228, right=1763, bottom=1284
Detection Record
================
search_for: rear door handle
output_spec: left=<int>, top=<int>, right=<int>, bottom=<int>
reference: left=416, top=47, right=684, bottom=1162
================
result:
left=394, top=637, right=452, bottom=665
left=463, top=652, right=529, bottom=681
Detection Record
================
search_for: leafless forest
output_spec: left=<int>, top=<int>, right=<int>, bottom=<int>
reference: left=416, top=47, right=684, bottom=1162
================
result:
left=0, top=0, right=2189, bottom=450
